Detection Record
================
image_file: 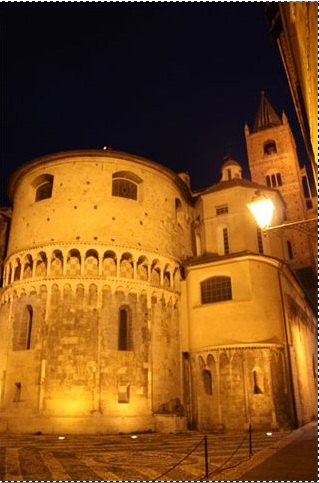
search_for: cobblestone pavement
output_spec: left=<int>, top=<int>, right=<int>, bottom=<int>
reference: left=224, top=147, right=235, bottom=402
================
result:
left=0, top=429, right=292, bottom=481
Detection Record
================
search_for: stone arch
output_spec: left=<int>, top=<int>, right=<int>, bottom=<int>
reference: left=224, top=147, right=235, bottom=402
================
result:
left=35, top=251, right=47, bottom=278
left=120, top=252, right=133, bottom=278
left=198, top=355, right=205, bottom=370
left=128, top=288, right=138, bottom=300
left=13, top=258, right=22, bottom=282
left=84, top=249, right=99, bottom=277
left=6, top=262, right=13, bottom=285
left=173, top=266, right=181, bottom=291
left=28, top=286, right=37, bottom=296
left=150, top=259, right=161, bottom=285
left=219, top=351, right=230, bottom=396
left=102, top=285, right=112, bottom=307
left=102, top=250, right=117, bottom=277
left=163, top=264, right=171, bottom=288
left=39, top=284, right=48, bottom=299
left=22, top=254, right=33, bottom=279
left=207, top=353, right=215, bottom=367
left=76, top=283, right=85, bottom=308
left=160, top=293, right=167, bottom=308
left=231, top=351, right=244, bottom=391
left=151, top=291, right=158, bottom=305
left=202, top=369, right=213, bottom=395
left=137, top=256, right=149, bottom=281
left=63, top=283, right=73, bottom=308
left=66, top=249, right=81, bottom=276
left=88, top=283, right=98, bottom=307
left=51, top=250, right=63, bottom=277
left=51, top=283, right=61, bottom=305
left=115, top=286, right=126, bottom=304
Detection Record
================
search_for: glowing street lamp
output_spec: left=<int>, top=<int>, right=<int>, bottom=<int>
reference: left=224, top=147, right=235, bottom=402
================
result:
left=247, top=194, right=317, bottom=233
left=247, top=196, right=275, bottom=230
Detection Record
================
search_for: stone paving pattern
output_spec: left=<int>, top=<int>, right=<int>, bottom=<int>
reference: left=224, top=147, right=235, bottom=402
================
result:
left=0, top=429, right=295, bottom=481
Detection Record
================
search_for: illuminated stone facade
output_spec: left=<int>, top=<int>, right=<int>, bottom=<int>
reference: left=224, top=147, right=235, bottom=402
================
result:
left=266, top=2, right=318, bottom=190
left=0, top=103, right=317, bottom=434
left=245, top=92, right=317, bottom=300
left=0, top=151, right=191, bottom=433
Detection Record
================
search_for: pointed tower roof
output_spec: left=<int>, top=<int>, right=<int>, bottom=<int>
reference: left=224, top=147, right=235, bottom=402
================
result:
left=253, top=91, right=282, bottom=132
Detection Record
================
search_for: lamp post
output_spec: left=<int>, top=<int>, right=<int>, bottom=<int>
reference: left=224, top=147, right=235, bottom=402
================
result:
left=247, top=195, right=317, bottom=234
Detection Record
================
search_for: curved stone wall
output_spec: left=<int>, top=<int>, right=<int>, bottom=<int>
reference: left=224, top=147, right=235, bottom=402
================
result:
left=7, top=151, right=194, bottom=259
left=0, top=150, right=191, bottom=433
left=186, top=345, right=292, bottom=431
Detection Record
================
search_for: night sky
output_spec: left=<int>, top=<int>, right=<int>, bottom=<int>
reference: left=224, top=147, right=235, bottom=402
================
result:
left=1, top=2, right=309, bottom=206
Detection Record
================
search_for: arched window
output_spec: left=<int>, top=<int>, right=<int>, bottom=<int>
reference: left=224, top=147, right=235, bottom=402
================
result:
left=263, top=140, right=277, bottom=155
left=15, top=305, right=33, bottom=351
left=118, top=306, right=132, bottom=351
left=112, top=171, right=142, bottom=200
left=201, top=276, right=232, bottom=304
left=32, top=174, right=54, bottom=202
left=203, top=369, right=213, bottom=395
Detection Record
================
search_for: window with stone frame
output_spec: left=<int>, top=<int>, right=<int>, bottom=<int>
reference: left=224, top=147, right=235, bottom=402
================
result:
left=112, top=179, right=138, bottom=200
left=202, top=369, right=213, bottom=395
left=112, top=171, right=142, bottom=200
left=216, top=204, right=229, bottom=216
left=266, top=172, right=282, bottom=188
left=118, top=306, right=132, bottom=350
left=13, top=305, right=33, bottom=351
left=32, top=174, right=54, bottom=202
left=263, top=140, right=277, bottom=155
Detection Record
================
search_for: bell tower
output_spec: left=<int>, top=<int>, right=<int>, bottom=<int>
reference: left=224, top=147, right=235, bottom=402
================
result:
left=245, top=92, right=317, bottom=298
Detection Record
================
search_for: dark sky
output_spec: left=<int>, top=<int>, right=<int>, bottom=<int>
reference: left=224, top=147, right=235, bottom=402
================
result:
left=0, top=2, right=309, bottom=205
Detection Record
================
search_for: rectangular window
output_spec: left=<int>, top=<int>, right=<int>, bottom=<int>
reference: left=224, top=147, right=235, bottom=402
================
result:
left=216, top=204, right=228, bottom=216
left=223, top=228, right=229, bottom=255
left=118, top=384, right=130, bottom=403
left=112, top=179, right=137, bottom=200
left=276, top=173, right=282, bottom=186
left=201, top=276, right=232, bottom=304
